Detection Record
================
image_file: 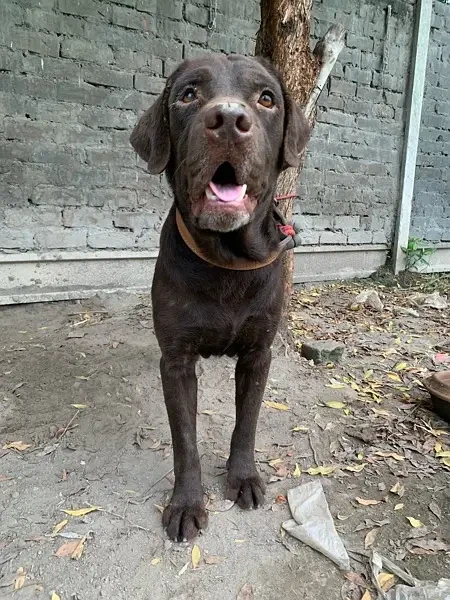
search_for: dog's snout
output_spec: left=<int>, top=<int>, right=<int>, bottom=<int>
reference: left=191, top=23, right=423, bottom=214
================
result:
left=204, top=102, right=252, bottom=140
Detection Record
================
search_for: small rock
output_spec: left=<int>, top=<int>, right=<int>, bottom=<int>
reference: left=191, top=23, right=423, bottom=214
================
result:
left=300, top=340, right=345, bottom=364
left=392, top=306, right=420, bottom=317
left=350, top=289, right=384, bottom=311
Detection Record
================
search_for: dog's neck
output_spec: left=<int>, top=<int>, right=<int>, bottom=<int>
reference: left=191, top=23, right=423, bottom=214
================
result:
left=176, top=192, right=280, bottom=265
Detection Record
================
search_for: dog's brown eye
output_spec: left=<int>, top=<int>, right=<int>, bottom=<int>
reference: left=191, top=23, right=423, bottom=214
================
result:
left=258, top=91, right=274, bottom=108
left=181, top=87, right=197, bottom=103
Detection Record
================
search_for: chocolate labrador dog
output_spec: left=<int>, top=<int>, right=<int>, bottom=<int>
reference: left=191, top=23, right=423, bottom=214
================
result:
left=130, top=54, right=309, bottom=541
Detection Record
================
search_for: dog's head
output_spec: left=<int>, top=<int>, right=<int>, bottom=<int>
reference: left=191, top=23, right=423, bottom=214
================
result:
left=131, top=54, right=309, bottom=233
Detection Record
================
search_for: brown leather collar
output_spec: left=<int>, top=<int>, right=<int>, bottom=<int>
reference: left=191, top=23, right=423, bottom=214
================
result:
left=175, top=209, right=282, bottom=271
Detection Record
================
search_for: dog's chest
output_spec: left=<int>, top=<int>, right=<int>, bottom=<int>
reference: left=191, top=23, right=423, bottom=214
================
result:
left=175, top=296, right=277, bottom=357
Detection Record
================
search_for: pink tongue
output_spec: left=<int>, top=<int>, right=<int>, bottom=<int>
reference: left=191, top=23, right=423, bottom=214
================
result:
left=209, top=181, right=245, bottom=202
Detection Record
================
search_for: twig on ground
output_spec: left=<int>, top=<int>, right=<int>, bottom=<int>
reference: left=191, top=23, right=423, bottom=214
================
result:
left=98, top=508, right=150, bottom=532
left=277, top=331, right=290, bottom=358
left=129, top=467, right=174, bottom=505
left=58, top=410, right=80, bottom=442
left=375, top=553, right=418, bottom=587
left=308, top=431, right=321, bottom=465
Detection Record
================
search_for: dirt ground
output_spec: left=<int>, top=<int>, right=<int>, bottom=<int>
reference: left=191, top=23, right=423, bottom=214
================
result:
left=1, top=275, right=449, bottom=600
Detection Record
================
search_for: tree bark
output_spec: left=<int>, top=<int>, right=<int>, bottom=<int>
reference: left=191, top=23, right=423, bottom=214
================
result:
left=255, top=1, right=345, bottom=310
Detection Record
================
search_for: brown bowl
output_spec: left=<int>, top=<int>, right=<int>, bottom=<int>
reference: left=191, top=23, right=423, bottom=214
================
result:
left=423, top=372, right=450, bottom=423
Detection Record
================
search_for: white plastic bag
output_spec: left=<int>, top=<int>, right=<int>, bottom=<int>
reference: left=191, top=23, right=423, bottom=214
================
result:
left=282, top=480, right=350, bottom=571
left=387, top=580, right=450, bottom=600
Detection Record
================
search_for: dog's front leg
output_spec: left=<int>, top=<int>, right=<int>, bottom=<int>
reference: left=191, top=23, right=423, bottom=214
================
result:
left=160, top=354, right=208, bottom=541
left=226, top=347, right=271, bottom=509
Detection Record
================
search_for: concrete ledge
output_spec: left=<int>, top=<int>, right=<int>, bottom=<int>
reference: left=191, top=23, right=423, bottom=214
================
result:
left=0, top=245, right=392, bottom=305
left=417, top=243, right=450, bottom=274
left=293, top=244, right=389, bottom=283
left=0, top=250, right=157, bottom=305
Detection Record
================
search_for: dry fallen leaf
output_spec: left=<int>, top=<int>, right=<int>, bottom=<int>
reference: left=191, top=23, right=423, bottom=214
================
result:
left=292, top=463, right=301, bottom=478
left=71, top=536, right=86, bottom=560
left=407, top=517, right=424, bottom=528
left=325, top=401, right=346, bottom=409
left=51, top=593, right=61, bottom=600
left=345, top=463, right=366, bottom=473
left=394, top=362, right=408, bottom=372
left=306, top=465, right=336, bottom=476
left=326, top=383, right=347, bottom=390
left=364, top=369, right=374, bottom=380
left=442, top=458, right=450, bottom=468
left=387, top=373, right=402, bottom=382
left=52, top=519, right=68, bottom=535
left=71, top=404, right=88, bottom=409
left=428, top=501, right=442, bottom=520
left=178, top=562, right=189, bottom=576
left=55, top=536, right=86, bottom=559
left=62, top=506, right=101, bottom=517
left=14, top=567, right=25, bottom=590
left=356, top=497, right=381, bottom=506
left=374, top=451, right=404, bottom=461
left=3, top=441, right=32, bottom=451
left=378, top=572, right=395, bottom=592
left=344, top=571, right=367, bottom=587
left=390, top=481, right=405, bottom=497
left=394, top=504, right=404, bottom=511
left=263, top=401, right=289, bottom=411
left=191, top=544, right=201, bottom=569
left=150, top=557, right=161, bottom=566
left=361, top=591, right=372, bottom=600
left=292, top=426, right=309, bottom=432
left=237, top=583, right=254, bottom=600
left=407, top=538, right=450, bottom=554
left=364, top=528, right=378, bottom=549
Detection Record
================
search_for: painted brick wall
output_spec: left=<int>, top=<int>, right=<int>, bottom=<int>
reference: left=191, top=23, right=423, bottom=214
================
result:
left=0, top=0, right=259, bottom=253
left=295, top=0, right=416, bottom=246
left=0, top=0, right=417, bottom=255
left=411, top=0, right=450, bottom=244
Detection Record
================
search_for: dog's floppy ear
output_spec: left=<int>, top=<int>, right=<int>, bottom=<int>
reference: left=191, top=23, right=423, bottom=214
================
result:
left=282, top=93, right=310, bottom=170
left=130, top=86, right=170, bottom=175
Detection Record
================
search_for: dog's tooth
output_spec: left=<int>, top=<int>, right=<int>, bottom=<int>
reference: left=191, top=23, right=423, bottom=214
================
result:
left=205, top=187, right=218, bottom=201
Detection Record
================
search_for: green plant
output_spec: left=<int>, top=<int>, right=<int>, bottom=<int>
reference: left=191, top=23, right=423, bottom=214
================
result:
left=401, top=237, right=435, bottom=272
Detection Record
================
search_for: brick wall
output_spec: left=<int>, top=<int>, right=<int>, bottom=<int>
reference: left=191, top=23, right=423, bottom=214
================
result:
left=411, top=0, right=450, bottom=244
left=0, top=0, right=259, bottom=254
left=0, top=0, right=423, bottom=258
left=295, top=0, right=416, bottom=246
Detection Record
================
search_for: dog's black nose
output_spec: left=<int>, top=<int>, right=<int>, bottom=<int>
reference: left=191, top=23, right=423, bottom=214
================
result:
left=204, top=101, right=253, bottom=140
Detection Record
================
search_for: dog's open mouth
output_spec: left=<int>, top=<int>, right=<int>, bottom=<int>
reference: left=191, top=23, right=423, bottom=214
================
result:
left=205, top=162, right=247, bottom=204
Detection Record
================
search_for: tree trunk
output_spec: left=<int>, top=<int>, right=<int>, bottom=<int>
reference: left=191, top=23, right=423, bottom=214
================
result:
left=256, top=0, right=318, bottom=310
left=255, top=0, right=345, bottom=311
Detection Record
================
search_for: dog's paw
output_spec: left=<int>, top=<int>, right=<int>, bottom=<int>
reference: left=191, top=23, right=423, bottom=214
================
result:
left=226, top=473, right=265, bottom=510
left=163, top=501, right=208, bottom=542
